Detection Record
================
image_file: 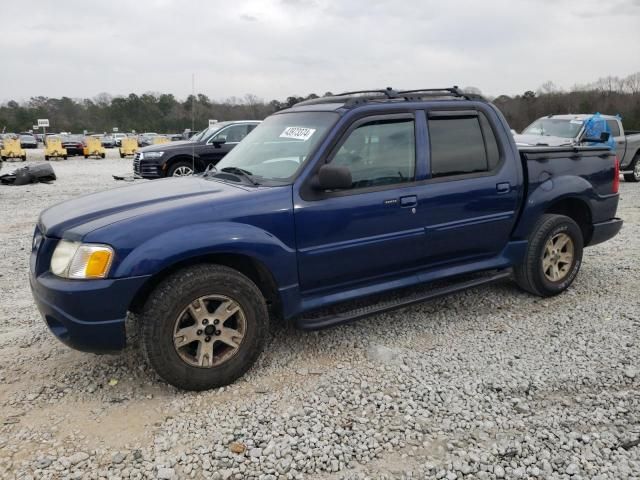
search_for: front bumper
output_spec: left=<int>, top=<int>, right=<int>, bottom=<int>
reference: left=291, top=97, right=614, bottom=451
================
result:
left=30, top=271, right=150, bottom=353
left=587, top=218, right=623, bottom=247
left=133, top=155, right=162, bottom=178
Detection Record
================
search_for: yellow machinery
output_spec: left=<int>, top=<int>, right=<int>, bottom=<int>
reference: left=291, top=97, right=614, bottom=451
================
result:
left=44, top=137, right=67, bottom=160
left=83, top=137, right=106, bottom=159
left=119, top=137, right=138, bottom=158
left=1, top=138, right=27, bottom=161
left=152, top=136, right=170, bottom=145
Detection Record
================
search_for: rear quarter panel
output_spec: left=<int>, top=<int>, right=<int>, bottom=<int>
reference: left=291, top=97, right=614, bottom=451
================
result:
left=514, top=147, right=618, bottom=239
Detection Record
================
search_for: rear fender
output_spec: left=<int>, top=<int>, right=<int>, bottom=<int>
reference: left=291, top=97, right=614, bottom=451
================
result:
left=514, top=175, right=594, bottom=239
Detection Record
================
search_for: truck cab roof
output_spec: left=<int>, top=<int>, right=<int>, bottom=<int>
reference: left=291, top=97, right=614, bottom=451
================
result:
left=279, top=86, right=487, bottom=115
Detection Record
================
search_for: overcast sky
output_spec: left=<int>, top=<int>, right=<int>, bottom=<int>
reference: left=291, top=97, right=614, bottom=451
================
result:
left=1, top=0, right=639, bottom=102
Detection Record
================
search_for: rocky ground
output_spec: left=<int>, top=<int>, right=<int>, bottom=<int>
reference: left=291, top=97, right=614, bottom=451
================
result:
left=0, top=150, right=638, bottom=480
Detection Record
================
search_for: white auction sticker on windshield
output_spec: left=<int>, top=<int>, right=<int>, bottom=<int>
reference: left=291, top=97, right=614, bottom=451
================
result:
left=280, top=127, right=316, bottom=141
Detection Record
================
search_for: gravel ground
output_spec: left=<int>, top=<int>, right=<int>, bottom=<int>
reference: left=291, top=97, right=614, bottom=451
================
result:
left=0, top=149, right=638, bottom=480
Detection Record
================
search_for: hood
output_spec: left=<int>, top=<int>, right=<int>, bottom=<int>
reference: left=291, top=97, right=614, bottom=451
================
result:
left=139, top=140, right=194, bottom=152
left=513, top=134, right=576, bottom=147
left=39, top=176, right=249, bottom=239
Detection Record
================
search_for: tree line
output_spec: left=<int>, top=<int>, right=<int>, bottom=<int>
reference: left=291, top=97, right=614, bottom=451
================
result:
left=2, top=73, right=640, bottom=134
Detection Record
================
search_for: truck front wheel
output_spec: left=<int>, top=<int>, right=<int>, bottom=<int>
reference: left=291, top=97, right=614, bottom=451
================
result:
left=140, top=265, right=268, bottom=391
left=623, top=154, right=640, bottom=182
left=167, top=160, right=194, bottom=177
left=514, top=214, right=583, bottom=297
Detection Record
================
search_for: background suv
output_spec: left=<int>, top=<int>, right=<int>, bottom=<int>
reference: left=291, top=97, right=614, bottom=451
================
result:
left=134, top=120, right=259, bottom=178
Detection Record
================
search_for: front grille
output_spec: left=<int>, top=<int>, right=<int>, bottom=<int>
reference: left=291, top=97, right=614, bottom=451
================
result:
left=133, top=154, right=160, bottom=177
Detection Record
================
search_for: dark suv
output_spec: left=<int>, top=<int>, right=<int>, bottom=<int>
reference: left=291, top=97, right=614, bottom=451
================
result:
left=134, top=121, right=260, bottom=178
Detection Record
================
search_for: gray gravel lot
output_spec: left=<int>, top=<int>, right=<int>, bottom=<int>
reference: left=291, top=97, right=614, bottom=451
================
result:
left=0, top=149, right=638, bottom=479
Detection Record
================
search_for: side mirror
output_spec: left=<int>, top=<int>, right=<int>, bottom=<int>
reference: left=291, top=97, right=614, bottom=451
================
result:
left=313, top=164, right=352, bottom=190
left=211, top=136, right=227, bottom=147
left=583, top=131, right=610, bottom=143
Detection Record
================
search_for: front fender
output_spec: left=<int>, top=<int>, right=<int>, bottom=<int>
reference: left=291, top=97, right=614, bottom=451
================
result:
left=111, top=222, right=298, bottom=288
left=513, top=174, right=594, bottom=239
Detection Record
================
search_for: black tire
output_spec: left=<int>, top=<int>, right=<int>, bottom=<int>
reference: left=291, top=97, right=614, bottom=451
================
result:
left=140, top=264, right=268, bottom=391
left=44, top=155, right=49, bottom=161
left=167, top=160, right=194, bottom=177
left=623, top=155, right=640, bottom=182
left=21, top=155, right=26, bottom=162
left=101, top=153, right=106, bottom=159
left=63, top=155, right=67, bottom=160
left=514, top=214, right=584, bottom=297
left=120, top=152, right=125, bottom=159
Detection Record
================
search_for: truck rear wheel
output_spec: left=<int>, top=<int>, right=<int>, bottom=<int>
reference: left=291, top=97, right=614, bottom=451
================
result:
left=623, top=155, right=640, bottom=182
left=514, top=214, right=583, bottom=297
left=140, top=265, right=268, bottom=391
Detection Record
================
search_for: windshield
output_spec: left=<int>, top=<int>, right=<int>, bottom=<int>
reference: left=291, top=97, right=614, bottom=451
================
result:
left=214, top=112, right=339, bottom=182
left=191, top=124, right=226, bottom=142
left=522, top=118, right=584, bottom=139
left=20, top=135, right=35, bottom=140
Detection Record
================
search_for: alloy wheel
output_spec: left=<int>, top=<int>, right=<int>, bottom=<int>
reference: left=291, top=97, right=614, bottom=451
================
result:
left=542, top=233, right=574, bottom=282
left=172, top=166, right=193, bottom=176
left=172, top=295, right=247, bottom=368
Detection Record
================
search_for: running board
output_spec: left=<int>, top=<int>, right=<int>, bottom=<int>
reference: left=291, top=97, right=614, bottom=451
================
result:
left=296, top=269, right=512, bottom=330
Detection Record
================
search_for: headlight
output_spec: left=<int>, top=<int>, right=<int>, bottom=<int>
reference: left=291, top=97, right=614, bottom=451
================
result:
left=51, top=240, right=114, bottom=279
left=144, top=151, right=164, bottom=159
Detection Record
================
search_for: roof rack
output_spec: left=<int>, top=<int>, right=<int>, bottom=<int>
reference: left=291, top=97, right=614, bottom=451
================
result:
left=294, top=86, right=486, bottom=108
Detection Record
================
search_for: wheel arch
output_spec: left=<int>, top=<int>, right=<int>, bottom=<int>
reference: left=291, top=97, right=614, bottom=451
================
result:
left=545, top=197, right=592, bottom=245
left=164, top=155, right=201, bottom=176
left=129, top=252, right=282, bottom=320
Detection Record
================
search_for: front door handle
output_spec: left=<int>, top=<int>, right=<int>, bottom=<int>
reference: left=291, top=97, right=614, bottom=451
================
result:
left=400, top=195, right=417, bottom=207
left=496, top=182, right=511, bottom=194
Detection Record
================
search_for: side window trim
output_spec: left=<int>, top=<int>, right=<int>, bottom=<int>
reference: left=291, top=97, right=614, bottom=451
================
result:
left=480, top=111, right=505, bottom=171
left=428, top=110, right=478, bottom=119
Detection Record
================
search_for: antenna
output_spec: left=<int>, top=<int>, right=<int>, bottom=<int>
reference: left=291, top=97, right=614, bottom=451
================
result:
left=191, top=73, right=195, bottom=173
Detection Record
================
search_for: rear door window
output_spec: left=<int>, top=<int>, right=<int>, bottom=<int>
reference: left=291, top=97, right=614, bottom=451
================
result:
left=606, top=120, right=621, bottom=137
left=427, top=111, right=501, bottom=178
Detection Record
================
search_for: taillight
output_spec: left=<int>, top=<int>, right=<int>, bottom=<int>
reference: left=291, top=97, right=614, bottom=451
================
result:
left=613, top=156, right=620, bottom=194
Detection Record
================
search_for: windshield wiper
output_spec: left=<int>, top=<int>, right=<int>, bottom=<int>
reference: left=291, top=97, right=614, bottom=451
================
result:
left=220, top=166, right=260, bottom=185
left=203, top=164, right=218, bottom=177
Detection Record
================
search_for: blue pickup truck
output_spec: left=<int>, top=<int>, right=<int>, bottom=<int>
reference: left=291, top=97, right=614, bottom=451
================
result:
left=30, top=87, right=622, bottom=390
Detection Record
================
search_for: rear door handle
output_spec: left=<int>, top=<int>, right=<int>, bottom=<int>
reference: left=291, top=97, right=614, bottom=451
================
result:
left=496, top=182, right=511, bottom=194
left=400, top=195, right=417, bottom=207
